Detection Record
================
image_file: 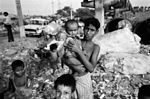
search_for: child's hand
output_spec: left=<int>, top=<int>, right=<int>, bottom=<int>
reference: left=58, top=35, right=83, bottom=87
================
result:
left=67, top=40, right=80, bottom=53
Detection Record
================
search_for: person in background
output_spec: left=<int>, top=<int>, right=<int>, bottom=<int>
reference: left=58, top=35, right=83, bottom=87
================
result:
left=3, top=12, right=14, bottom=42
left=54, top=74, right=76, bottom=99
left=138, top=85, right=150, bottom=99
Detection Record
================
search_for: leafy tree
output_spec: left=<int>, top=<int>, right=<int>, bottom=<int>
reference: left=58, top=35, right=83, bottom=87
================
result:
left=63, top=6, right=71, bottom=13
left=56, top=6, right=75, bottom=18
left=75, top=8, right=95, bottom=19
left=56, top=9, right=68, bottom=17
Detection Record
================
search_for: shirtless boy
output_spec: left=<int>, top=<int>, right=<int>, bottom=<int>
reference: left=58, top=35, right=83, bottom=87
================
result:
left=62, top=18, right=100, bottom=99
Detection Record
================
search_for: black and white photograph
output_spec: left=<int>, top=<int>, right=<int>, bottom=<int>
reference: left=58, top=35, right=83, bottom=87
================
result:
left=1, top=0, right=150, bottom=99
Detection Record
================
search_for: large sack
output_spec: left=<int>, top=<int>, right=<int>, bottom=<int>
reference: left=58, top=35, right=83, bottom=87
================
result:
left=99, top=52, right=150, bottom=75
left=93, top=28, right=141, bottom=59
left=44, top=23, right=61, bottom=35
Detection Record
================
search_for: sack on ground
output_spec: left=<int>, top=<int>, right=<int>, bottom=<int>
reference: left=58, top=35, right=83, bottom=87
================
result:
left=99, top=52, right=150, bottom=75
left=93, top=28, right=141, bottom=59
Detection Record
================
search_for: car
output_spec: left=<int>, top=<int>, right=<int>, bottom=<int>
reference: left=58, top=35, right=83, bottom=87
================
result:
left=24, top=18, right=49, bottom=37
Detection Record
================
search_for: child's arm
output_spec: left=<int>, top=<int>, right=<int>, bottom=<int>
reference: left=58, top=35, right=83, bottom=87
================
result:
left=7, top=78, right=16, bottom=93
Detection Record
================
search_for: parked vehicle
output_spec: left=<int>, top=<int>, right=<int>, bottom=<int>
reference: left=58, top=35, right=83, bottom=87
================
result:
left=24, top=18, right=49, bottom=37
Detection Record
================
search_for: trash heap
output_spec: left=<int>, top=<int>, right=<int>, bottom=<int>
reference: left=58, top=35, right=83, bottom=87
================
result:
left=0, top=27, right=150, bottom=99
left=0, top=37, right=69, bottom=99
left=92, top=28, right=150, bottom=99
left=92, top=52, right=150, bottom=99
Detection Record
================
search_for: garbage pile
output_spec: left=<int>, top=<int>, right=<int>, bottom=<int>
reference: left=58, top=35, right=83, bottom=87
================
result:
left=0, top=38, right=69, bottom=99
left=92, top=28, right=150, bottom=99
left=0, top=27, right=150, bottom=99
left=92, top=52, right=150, bottom=99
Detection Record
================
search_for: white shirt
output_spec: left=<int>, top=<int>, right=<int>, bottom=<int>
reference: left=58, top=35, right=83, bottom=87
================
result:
left=4, top=15, right=12, bottom=25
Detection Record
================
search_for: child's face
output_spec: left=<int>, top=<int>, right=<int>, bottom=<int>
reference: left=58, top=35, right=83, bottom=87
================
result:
left=14, top=66, right=25, bottom=77
left=56, top=85, right=72, bottom=99
left=66, top=23, right=78, bottom=38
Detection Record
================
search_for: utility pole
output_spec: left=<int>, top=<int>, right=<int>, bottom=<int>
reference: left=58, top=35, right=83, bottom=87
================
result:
left=52, top=0, right=54, bottom=14
left=70, top=3, right=73, bottom=19
left=58, top=0, right=61, bottom=10
left=95, top=0, right=104, bottom=35
left=15, top=0, right=25, bottom=38
left=81, top=0, right=104, bottom=35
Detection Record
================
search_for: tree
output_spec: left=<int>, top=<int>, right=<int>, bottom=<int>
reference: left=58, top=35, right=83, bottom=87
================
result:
left=56, top=6, right=75, bottom=18
left=75, top=8, right=95, bottom=19
left=56, top=9, right=68, bottom=17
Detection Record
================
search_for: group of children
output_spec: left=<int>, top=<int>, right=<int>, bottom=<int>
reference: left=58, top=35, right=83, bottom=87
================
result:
left=1, top=17, right=150, bottom=99
left=48, top=17, right=100, bottom=99
left=1, top=59, right=150, bottom=99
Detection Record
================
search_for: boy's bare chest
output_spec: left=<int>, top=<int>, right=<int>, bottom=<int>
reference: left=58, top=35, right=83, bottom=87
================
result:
left=14, top=77, right=26, bottom=87
left=82, top=42, right=94, bottom=60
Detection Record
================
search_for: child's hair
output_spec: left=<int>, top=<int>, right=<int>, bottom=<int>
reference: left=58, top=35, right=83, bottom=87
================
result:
left=11, top=60, right=25, bottom=71
left=54, top=74, right=76, bottom=92
left=50, top=43, right=58, bottom=52
left=64, top=19, right=78, bottom=32
left=84, top=17, right=100, bottom=30
left=138, top=85, right=150, bottom=99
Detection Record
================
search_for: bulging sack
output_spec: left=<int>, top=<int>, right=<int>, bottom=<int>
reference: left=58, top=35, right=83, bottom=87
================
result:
left=93, top=28, right=141, bottom=59
left=99, top=52, right=150, bottom=75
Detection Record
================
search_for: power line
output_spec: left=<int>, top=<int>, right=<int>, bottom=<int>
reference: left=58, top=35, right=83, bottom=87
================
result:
left=51, top=0, right=54, bottom=14
left=58, top=0, right=61, bottom=10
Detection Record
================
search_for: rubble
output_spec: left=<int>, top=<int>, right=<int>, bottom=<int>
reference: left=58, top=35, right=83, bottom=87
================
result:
left=0, top=35, right=150, bottom=99
left=91, top=44, right=150, bottom=99
left=0, top=37, right=70, bottom=99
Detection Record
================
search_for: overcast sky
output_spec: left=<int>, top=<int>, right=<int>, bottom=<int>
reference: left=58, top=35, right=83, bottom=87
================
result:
left=0, top=0, right=150, bottom=15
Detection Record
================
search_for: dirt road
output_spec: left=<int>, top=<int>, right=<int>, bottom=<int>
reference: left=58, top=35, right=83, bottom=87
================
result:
left=0, top=33, right=20, bottom=43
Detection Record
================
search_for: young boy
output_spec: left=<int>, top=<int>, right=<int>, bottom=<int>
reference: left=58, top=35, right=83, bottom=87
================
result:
left=4, top=60, right=32, bottom=99
left=138, top=85, right=150, bottom=99
left=61, top=18, right=100, bottom=99
left=54, top=74, right=76, bottom=99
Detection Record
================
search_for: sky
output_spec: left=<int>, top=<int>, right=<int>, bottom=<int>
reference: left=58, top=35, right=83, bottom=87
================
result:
left=1, top=0, right=150, bottom=15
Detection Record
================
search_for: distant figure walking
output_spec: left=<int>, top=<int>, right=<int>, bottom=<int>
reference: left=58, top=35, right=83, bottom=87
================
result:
left=3, top=12, right=14, bottom=42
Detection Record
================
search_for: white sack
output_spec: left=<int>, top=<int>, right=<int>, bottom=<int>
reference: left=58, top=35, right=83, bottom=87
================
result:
left=44, top=23, right=61, bottom=35
left=44, top=39, right=64, bottom=51
left=99, top=52, right=150, bottom=75
left=93, top=28, right=141, bottom=59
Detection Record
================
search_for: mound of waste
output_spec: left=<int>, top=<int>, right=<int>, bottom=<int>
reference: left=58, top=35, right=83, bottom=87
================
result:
left=0, top=34, right=150, bottom=99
